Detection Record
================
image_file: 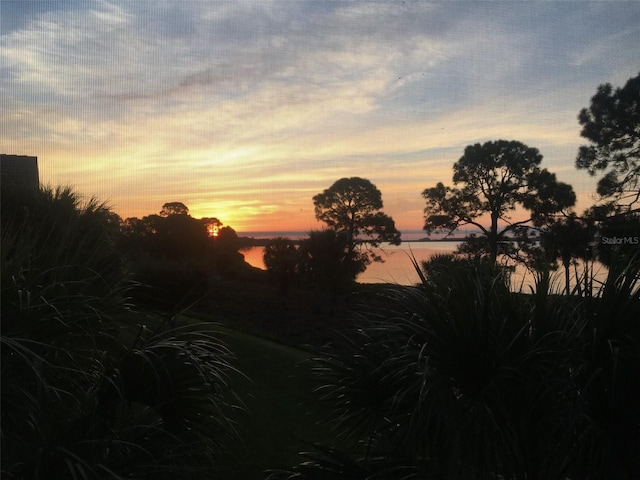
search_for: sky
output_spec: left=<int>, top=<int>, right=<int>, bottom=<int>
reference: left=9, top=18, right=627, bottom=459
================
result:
left=2, top=1, right=639, bottom=234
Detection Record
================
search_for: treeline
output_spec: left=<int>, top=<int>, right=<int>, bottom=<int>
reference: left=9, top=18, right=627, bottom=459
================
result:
left=263, top=72, right=640, bottom=298
left=118, top=201, right=259, bottom=307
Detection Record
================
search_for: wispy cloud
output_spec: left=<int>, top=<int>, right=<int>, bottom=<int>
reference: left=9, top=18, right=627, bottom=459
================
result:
left=2, top=1, right=639, bottom=231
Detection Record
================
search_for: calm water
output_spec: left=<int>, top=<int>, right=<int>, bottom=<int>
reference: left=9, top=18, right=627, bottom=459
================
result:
left=240, top=240, right=609, bottom=290
left=241, top=241, right=461, bottom=285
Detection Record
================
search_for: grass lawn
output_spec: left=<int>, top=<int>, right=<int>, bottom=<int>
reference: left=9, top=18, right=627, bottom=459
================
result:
left=168, top=282, right=398, bottom=478
left=178, top=318, right=334, bottom=480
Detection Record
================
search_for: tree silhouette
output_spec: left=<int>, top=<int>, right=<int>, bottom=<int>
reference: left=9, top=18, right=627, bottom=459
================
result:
left=576, top=72, right=640, bottom=212
left=123, top=204, right=220, bottom=260
left=201, top=217, right=222, bottom=238
left=263, top=237, right=298, bottom=293
left=542, top=215, right=594, bottom=294
left=297, top=229, right=358, bottom=291
left=215, top=225, right=239, bottom=251
left=423, top=140, right=576, bottom=264
left=147, top=212, right=209, bottom=259
left=313, top=177, right=401, bottom=275
left=595, top=210, right=640, bottom=272
left=160, top=201, right=189, bottom=217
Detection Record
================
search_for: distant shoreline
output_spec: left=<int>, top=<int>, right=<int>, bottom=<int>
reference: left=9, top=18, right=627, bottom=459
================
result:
left=237, top=229, right=474, bottom=239
left=238, top=235, right=468, bottom=248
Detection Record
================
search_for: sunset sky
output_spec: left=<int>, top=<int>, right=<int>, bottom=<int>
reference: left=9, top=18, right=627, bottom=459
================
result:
left=2, top=1, right=639, bottom=234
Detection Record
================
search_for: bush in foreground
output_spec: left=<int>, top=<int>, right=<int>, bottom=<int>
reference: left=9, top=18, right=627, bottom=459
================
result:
left=1, top=186, right=242, bottom=479
left=273, top=254, right=640, bottom=479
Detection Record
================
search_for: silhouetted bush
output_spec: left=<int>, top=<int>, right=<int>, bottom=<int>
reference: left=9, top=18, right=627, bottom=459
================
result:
left=1, top=186, right=242, bottom=479
left=263, top=237, right=298, bottom=292
left=274, top=254, right=640, bottom=479
left=129, top=255, right=210, bottom=308
left=297, top=230, right=364, bottom=293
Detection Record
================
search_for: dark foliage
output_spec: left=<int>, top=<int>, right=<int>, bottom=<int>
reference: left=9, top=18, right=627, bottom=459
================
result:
left=595, top=211, right=640, bottom=268
left=263, top=237, right=299, bottom=293
left=423, top=140, right=575, bottom=264
left=1, top=186, right=242, bottom=479
left=120, top=205, right=251, bottom=305
left=297, top=229, right=364, bottom=293
left=276, top=252, right=640, bottom=479
left=576, top=71, right=640, bottom=211
left=313, top=177, right=401, bottom=275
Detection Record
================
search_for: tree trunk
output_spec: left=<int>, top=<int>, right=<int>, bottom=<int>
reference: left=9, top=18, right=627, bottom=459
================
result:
left=489, top=213, right=499, bottom=265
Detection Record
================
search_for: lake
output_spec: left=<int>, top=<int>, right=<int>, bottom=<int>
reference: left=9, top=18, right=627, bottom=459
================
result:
left=242, top=241, right=459, bottom=285
left=240, top=240, right=609, bottom=291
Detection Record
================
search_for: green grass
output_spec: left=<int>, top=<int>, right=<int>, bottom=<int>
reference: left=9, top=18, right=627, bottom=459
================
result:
left=177, top=318, right=333, bottom=480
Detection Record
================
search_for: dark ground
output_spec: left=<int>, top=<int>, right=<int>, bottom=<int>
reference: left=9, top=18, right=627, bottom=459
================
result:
left=191, top=276, right=394, bottom=350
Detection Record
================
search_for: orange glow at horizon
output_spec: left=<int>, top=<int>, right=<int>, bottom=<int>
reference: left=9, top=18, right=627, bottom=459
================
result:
left=3, top=2, right=633, bottom=237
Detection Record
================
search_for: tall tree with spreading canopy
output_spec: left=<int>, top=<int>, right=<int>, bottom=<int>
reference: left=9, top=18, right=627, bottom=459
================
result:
left=313, top=177, right=401, bottom=277
left=576, top=72, right=640, bottom=212
left=423, top=140, right=576, bottom=264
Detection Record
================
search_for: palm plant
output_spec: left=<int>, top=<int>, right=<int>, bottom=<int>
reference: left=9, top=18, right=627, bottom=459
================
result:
left=568, top=250, right=640, bottom=479
left=268, top=444, right=420, bottom=480
left=275, top=260, right=583, bottom=479
left=276, top=241, right=640, bottom=480
left=1, top=186, right=242, bottom=479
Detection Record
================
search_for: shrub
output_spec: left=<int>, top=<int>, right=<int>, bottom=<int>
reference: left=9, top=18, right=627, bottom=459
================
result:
left=1, top=186, right=241, bottom=479
left=276, top=254, right=640, bottom=479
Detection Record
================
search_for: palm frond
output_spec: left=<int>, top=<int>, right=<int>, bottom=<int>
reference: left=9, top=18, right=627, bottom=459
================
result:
left=2, top=186, right=243, bottom=479
left=296, top=260, right=587, bottom=479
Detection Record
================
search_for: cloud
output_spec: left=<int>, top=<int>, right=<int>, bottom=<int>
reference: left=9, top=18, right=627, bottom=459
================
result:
left=2, top=1, right=639, bottom=232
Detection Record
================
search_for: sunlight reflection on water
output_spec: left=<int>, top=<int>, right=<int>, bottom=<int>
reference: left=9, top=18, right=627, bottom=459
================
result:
left=241, top=242, right=461, bottom=286
left=356, top=242, right=460, bottom=285
left=241, top=241, right=609, bottom=292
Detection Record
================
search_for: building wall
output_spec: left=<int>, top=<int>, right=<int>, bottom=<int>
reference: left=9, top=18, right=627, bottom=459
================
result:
left=0, top=154, right=40, bottom=191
